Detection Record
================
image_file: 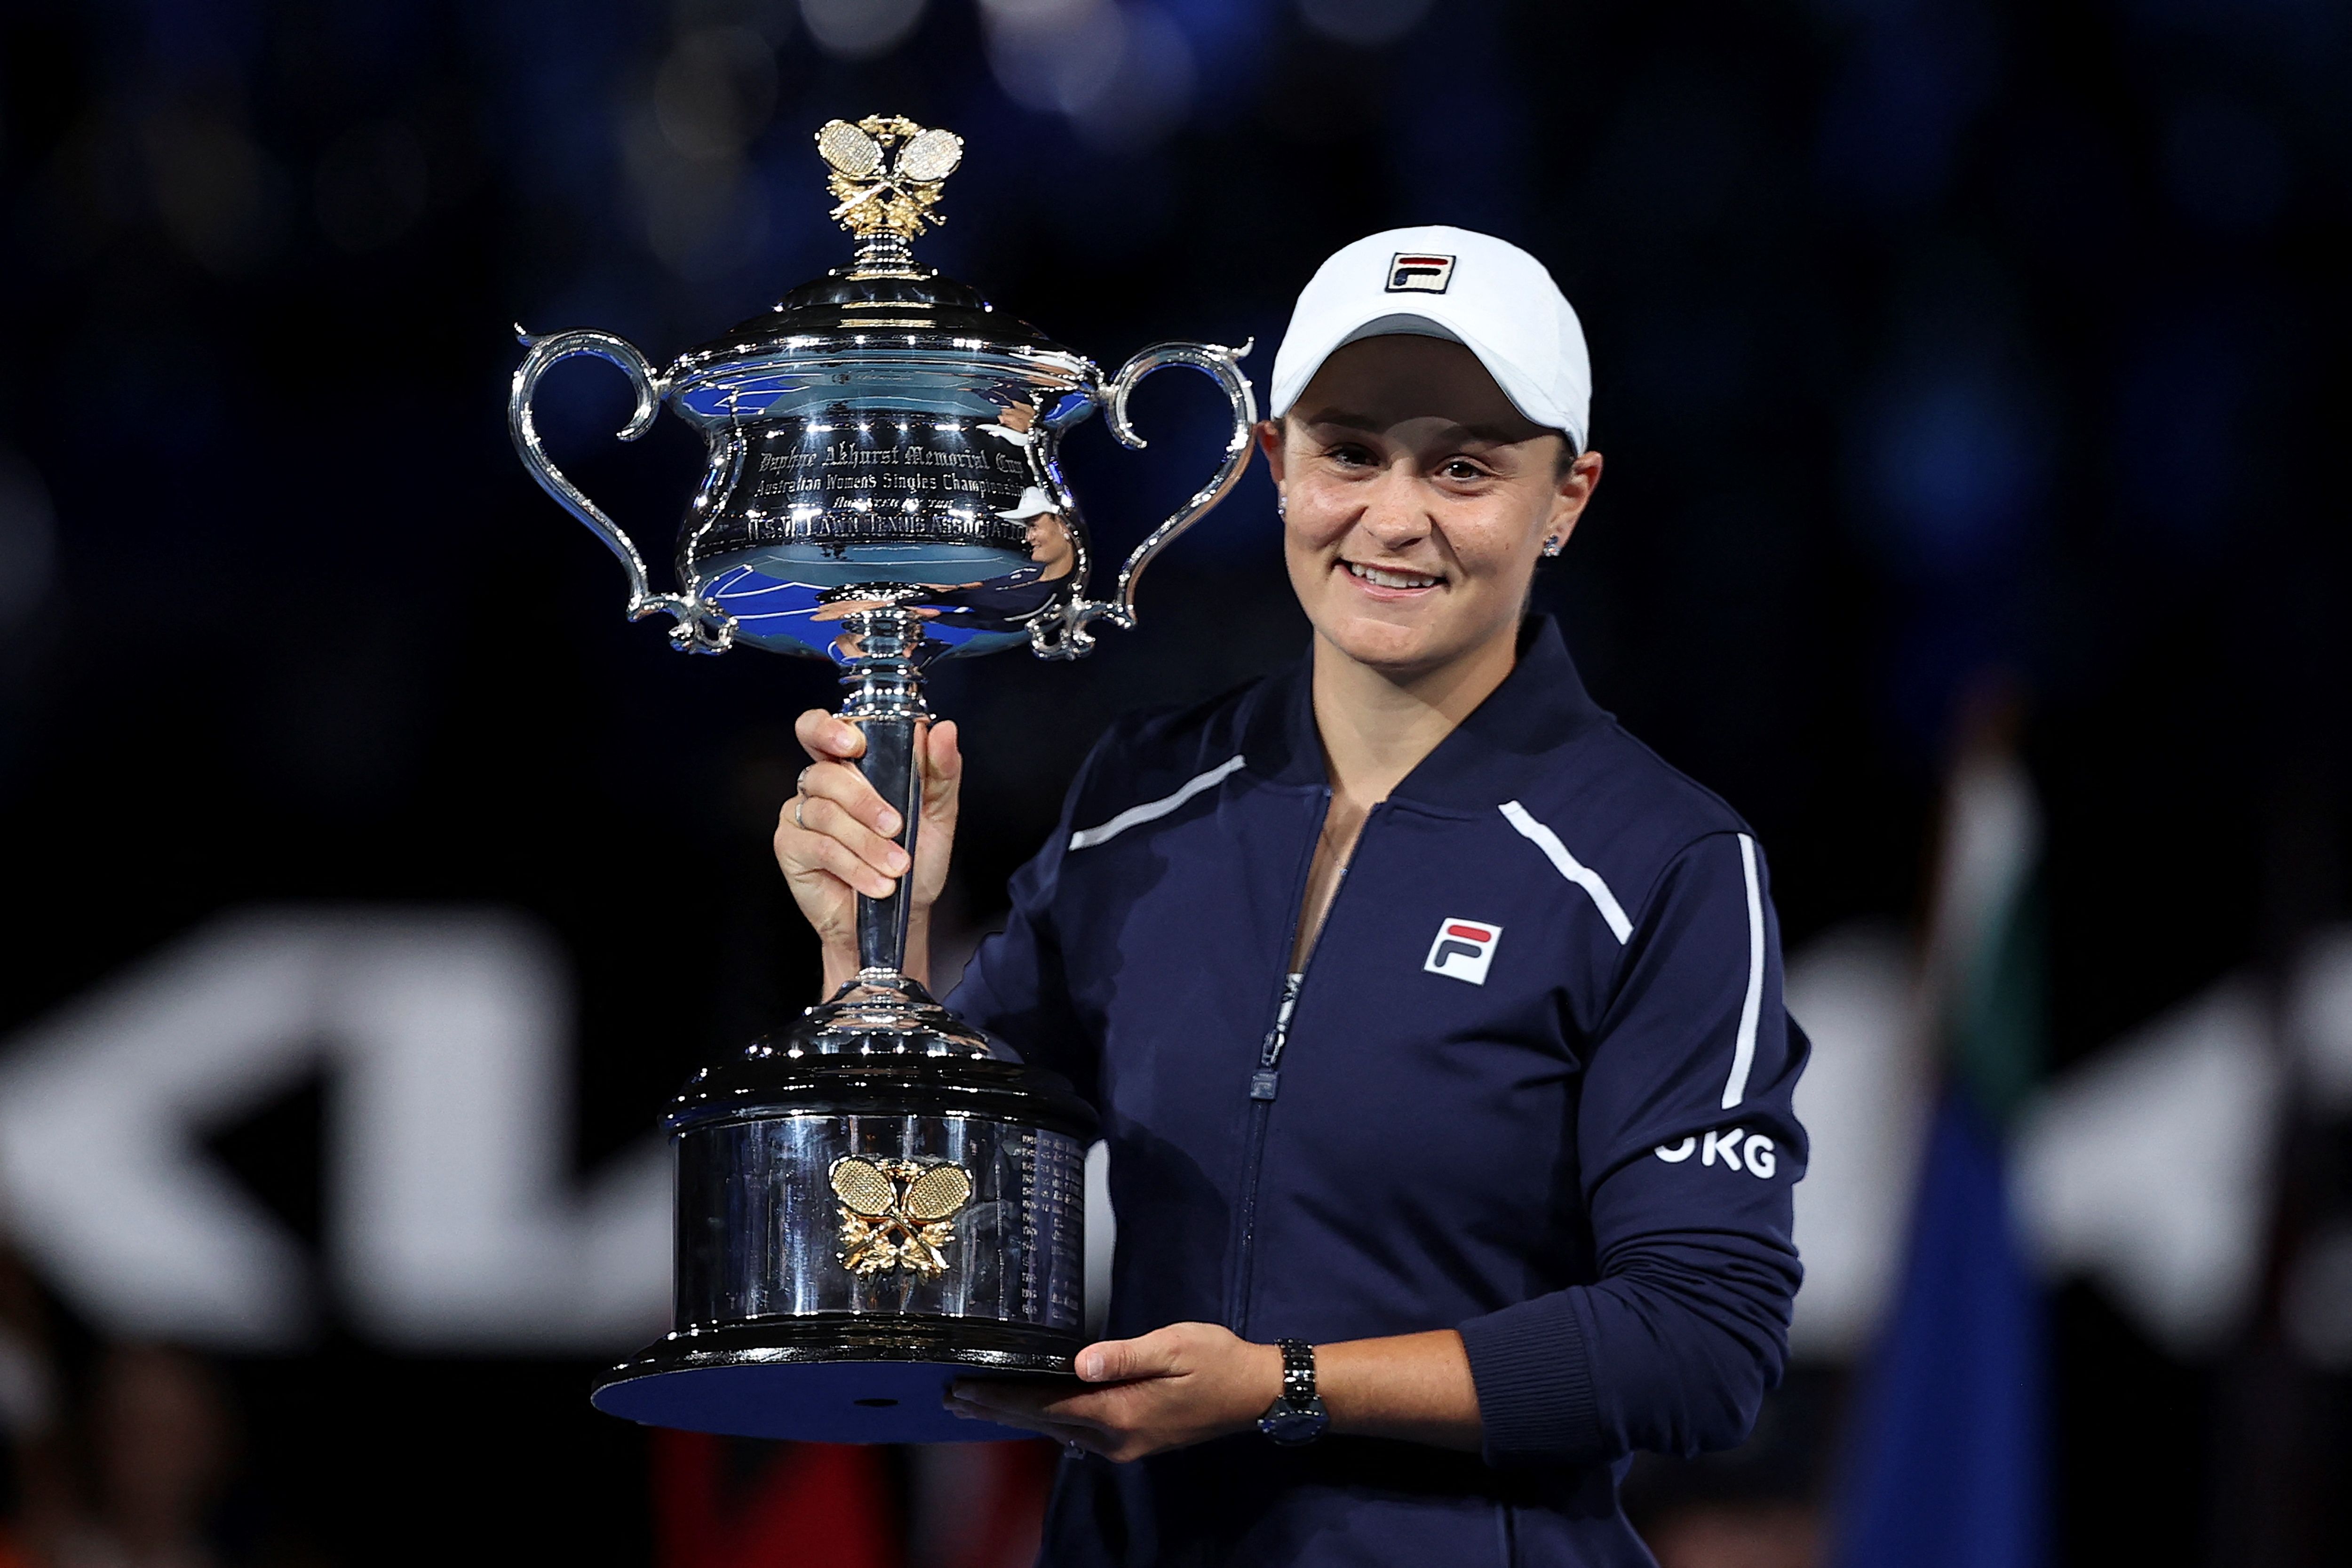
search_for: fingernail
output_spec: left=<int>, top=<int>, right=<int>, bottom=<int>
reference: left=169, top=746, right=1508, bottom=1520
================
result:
left=887, top=848, right=909, bottom=873
left=1077, top=1352, right=1098, bottom=1379
left=878, top=809, right=901, bottom=834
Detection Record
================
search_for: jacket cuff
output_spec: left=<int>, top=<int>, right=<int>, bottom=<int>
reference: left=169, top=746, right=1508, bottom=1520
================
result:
left=1457, top=1293, right=1602, bottom=1467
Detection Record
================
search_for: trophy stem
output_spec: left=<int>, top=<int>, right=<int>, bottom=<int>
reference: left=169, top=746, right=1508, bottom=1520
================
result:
left=849, top=232, right=920, bottom=279
left=772, top=605, right=990, bottom=1059
left=837, top=608, right=929, bottom=980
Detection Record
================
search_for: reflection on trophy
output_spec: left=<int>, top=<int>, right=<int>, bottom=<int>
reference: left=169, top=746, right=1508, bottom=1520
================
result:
left=508, top=114, right=1256, bottom=1442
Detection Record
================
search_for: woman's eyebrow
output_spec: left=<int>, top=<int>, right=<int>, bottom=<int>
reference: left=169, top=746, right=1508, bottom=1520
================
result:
left=1297, top=411, right=1383, bottom=433
left=1299, top=413, right=1526, bottom=446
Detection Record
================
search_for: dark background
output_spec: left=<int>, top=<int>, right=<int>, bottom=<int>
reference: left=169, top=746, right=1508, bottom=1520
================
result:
left=0, top=0, right=2346, bottom=1563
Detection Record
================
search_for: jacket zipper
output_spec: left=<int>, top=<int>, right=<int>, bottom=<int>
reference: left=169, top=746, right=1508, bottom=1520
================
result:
left=1227, top=788, right=1363, bottom=1338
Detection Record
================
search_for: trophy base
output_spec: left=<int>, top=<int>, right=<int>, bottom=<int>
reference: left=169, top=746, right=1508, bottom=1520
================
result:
left=591, top=1316, right=1081, bottom=1444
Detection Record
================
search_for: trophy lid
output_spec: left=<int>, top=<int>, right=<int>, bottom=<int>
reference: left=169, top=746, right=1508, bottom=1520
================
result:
left=670, top=114, right=1081, bottom=380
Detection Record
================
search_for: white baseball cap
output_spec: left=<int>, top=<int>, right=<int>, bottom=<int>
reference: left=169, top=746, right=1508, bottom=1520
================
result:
left=1268, top=225, right=1591, bottom=453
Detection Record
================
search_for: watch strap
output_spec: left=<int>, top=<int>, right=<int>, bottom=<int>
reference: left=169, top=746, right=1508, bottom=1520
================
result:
left=1258, top=1338, right=1327, bottom=1445
left=1277, top=1338, right=1317, bottom=1404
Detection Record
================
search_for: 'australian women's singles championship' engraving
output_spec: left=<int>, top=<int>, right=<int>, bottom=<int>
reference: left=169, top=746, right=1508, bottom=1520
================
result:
left=715, top=414, right=1049, bottom=558
left=745, top=422, right=1033, bottom=503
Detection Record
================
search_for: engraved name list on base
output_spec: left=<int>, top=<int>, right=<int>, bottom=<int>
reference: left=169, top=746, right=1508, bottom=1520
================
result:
left=1017, top=1130, right=1087, bottom=1329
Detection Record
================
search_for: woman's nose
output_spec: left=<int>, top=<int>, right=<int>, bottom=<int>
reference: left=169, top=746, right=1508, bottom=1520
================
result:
left=1353, top=465, right=1431, bottom=548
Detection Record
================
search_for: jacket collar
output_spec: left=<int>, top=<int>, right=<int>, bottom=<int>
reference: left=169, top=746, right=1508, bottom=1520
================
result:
left=1239, top=615, right=1613, bottom=811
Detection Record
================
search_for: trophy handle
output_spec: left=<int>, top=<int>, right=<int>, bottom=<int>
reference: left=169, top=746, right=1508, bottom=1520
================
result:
left=509, top=327, right=735, bottom=654
left=1030, top=339, right=1257, bottom=659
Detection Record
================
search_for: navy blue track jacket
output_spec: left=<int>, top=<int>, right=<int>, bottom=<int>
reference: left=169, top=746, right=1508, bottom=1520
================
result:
left=949, top=617, right=1808, bottom=1567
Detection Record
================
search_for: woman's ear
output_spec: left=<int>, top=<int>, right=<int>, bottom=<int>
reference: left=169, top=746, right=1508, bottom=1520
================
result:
left=1255, top=419, right=1288, bottom=484
left=1544, top=447, right=1604, bottom=554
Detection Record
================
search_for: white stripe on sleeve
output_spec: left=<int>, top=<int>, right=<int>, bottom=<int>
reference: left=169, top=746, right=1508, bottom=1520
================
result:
left=1498, top=801, right=1633, bottom=944
left=1068, top=755, right=1246, bottom=851
left=1723, top=832, right=1765, bottom=1110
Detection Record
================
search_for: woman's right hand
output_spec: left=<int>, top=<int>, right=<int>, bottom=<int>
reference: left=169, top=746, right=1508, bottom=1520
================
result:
left=774, top=709, right=963, bottom=992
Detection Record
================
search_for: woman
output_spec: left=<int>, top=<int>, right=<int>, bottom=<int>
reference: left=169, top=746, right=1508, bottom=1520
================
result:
left=776, top=227, right=1806, bottom=1566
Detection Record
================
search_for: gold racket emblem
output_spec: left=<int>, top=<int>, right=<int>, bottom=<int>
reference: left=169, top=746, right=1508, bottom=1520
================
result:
left=903, top=1163, right=973, bottom=1222
left=815, top=119, right=884, bottom=180
left=813, top=114, right=964, bottom=241
left=829, top=1157, right=895, bottom=1217
left=828, top=1156, right=973, bottom=1278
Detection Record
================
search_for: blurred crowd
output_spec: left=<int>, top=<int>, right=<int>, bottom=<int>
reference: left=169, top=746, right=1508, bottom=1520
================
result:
left=0, top=1265, right=1821, bottom=1568
left=0, top=1262, right=261, bottom=1568
left=0, top=1276, right=1060, bottom=1568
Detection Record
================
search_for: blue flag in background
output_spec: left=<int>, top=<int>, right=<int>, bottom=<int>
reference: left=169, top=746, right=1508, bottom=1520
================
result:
left=1832, top=1092, right=2046, bottom=1568
left=1830, top=734, right=2050, bottom=1568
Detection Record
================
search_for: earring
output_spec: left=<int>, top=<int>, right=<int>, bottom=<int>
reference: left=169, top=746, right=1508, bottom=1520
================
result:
left=1542, top=536, right=1563, bottom=557
left=1276, top=492, right=1287, bottom=519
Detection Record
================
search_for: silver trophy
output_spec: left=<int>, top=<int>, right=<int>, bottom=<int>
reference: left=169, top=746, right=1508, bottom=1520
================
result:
left=509, top=114, right=1255, bottom=1442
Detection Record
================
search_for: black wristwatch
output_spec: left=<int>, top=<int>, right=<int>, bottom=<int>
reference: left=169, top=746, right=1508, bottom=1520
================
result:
left=1257, top=1338, right=1329, bottom=1446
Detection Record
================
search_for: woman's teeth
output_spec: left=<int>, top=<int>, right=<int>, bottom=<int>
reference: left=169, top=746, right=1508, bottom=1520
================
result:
left=1346, top=561, right=1439, bottom=589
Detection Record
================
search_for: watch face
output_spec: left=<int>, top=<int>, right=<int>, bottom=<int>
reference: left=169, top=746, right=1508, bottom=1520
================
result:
left=1259, top=1398, right=1328, bottom=1446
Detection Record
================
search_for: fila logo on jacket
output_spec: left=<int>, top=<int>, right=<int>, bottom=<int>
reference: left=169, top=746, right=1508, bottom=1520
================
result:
left=1423, top=917, right=1502, bottom=984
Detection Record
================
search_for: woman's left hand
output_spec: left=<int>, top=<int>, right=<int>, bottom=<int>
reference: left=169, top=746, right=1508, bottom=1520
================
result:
left=946, top=1322, right=1281, bottom=1463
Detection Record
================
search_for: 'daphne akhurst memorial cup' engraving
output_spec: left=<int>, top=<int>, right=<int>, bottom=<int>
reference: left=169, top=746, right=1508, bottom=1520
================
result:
left=509, top=114, right=1256, bottom=1443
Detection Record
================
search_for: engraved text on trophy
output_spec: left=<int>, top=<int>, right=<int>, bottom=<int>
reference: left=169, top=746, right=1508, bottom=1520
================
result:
left=726, top=415, right=1047, bottom=557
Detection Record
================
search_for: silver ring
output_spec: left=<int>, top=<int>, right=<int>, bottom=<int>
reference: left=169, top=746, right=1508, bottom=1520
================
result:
left=1062, top=1439, right=1085, bottom=1461
left=793, top=796, right=808, bottom=831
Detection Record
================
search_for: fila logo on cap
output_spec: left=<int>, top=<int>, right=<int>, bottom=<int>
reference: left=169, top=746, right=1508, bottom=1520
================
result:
left=1424, top=918, right=1501, bottom=985
left=1386, top=252, right=1455, bottom=293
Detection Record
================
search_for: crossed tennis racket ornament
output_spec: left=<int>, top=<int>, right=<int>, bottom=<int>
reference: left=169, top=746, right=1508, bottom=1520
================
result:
left=829, top=1155, right=975, bottom=1278
left=815, top=114, right=964, bottom=241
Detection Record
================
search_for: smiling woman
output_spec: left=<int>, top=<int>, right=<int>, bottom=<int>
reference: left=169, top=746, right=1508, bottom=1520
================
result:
left=775, top=225, right=1808, bottom=1568
left=1260, top=329, right=1605, bottom=972
left=1271, top=332, right=1600, bottom=669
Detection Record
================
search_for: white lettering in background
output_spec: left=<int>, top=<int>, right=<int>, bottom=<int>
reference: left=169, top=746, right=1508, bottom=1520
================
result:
left=0, top=910, right=669, bottom=1353
left=1653, top=1127, right=1778, bottom=1180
